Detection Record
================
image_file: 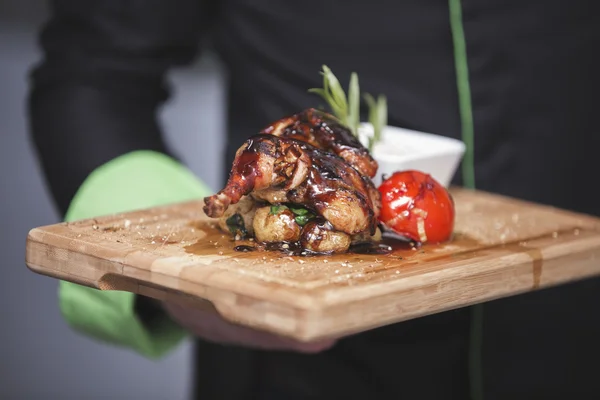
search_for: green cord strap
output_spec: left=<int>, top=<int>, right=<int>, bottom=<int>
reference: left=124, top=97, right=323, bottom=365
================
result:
left=448, top=1, right=483, bottom=399
left=449, top=0, right=476, bottom=189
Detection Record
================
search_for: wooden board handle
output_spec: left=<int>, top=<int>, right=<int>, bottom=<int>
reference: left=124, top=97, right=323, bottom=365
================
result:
left=25, top=230, right=218, bottom=313
left=99, top=274, right=218, bottom=312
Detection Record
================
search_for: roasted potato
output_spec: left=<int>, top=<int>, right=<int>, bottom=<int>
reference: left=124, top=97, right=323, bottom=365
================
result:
left=253, top=205, right=301, bottom=243
left=300, top=220, right=351, bottom=253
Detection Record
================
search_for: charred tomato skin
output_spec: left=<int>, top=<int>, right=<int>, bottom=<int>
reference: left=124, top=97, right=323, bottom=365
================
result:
left=377, top=170, right=455, bottom=244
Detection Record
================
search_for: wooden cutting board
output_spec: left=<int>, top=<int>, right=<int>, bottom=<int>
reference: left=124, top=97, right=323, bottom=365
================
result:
left=25, top=188, right=600, bottom=341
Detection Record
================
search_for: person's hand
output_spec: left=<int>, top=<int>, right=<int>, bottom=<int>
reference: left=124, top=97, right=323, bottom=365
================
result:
left=162, top=301, right=336, bottom=353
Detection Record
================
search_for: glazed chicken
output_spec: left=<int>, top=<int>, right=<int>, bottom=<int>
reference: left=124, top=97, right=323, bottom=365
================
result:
left=203, top=109, right=383, bottom=254
left=260, top=108, right=378, bottom=179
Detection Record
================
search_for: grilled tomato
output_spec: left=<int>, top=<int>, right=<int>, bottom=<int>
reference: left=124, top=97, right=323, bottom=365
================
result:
left=377, top=170, right=455, bottom=244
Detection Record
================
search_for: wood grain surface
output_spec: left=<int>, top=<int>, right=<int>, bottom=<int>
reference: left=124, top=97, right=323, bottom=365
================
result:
left=25, top=188, right=600, bottom=341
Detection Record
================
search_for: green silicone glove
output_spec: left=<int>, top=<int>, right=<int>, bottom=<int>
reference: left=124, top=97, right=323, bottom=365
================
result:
left=60, top=150, right=213, bottom=359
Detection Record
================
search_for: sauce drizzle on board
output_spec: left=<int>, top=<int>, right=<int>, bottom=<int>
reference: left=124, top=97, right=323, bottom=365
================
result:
left=180, top=217, right=591, bottom=291
left=182, top=219, right=483, bottom=263
left=501, top=242, right=545, bottom=289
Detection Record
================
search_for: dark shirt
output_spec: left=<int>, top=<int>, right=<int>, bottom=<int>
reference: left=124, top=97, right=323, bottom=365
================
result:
left=27, top=1, right=600, bottom=399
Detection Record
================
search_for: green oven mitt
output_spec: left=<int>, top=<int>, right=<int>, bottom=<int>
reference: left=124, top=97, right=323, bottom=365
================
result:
left=60, top=150, right=213, bottom=359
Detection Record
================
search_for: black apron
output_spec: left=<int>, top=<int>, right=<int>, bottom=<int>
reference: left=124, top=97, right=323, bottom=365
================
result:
left=193, top=0, right=600, bottom=399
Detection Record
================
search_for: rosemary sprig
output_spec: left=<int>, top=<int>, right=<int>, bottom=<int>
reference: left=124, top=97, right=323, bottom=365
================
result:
left=364, top=93, right=388, bottom=152
left=308, top=65, right=355, bottom=134
left=347, top=72, right=360, bottom=137
left=308, top=65, right=387, bottom=152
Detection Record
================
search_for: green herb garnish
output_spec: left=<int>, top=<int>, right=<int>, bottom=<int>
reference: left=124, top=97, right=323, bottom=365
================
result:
left=288, top=205, right=309, bottom=216
left=225, top=213, right=247, bottom=238
left=347, top=71, right=360, bottom=137
left=294, top=215, right=312, bottom=226
left=308, top=65, right=388, bottom=152
left=270, top=204, right=288, bottom=214
left=308, top=65, right=350, bottom=130
left=364, top=92, right=387, bottom=152
left=287, top=205, right=316, bottom=226
left=270, top=203, right=316, bottom=226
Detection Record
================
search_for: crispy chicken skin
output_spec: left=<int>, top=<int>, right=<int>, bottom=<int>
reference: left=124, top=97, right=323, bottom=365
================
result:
left=203, top=134, right=380, bottom=235
left=203, top=134, right=310, bottom=218
left=260, top=108, right=378, bottom=179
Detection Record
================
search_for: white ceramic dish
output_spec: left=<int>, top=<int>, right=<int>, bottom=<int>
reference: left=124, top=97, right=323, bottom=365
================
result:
left=357, top=123, right=466, bottom=187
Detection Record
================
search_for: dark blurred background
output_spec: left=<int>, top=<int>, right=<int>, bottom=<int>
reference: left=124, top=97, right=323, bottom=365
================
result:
left=0, top=1, right=228, bottom=398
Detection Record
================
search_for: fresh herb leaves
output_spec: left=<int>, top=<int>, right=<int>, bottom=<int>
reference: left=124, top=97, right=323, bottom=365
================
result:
left=226, top=213, right=247, bottom=238
left=308, top=65, right=388, bottom=152
left=270, top=203, right=315, bottom=226
left=288, top=205, right=309, bottom=216
left=294, top=214, right=312, bottom=226
left=348, top=72, right=360, bottom=137
left=364, top=92, right=388, bottom=153
left=308, top=65, right=349, bottom=130
left=289, top=206, right=315, bottom=226
left=270, top=204, right=287, bottom=215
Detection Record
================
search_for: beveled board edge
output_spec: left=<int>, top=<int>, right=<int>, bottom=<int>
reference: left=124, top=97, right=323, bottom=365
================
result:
left=25, top=226, right=600, bottom=341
